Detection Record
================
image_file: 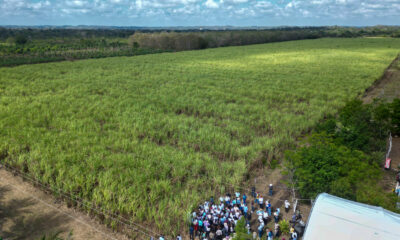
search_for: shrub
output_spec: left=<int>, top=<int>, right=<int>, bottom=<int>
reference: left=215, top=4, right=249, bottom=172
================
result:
left=279, top=219, right=290, bottom=234
left=234, top=217, right=251, bottom=240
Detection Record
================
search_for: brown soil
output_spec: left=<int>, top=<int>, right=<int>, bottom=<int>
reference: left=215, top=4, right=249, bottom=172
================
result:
left=382, top=137, right=400, bottom=192
left=363, top=56, right=400, bottom=104
left=390, top=138, right=400, bottom=171
left=239, top=166, right=311, bottom=239
left=0, top=167, right=129, bottom=240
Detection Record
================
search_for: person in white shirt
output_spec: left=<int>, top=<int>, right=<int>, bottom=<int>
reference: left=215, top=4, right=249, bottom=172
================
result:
left=292, top=231, right=298, bottom=240
left=259, top=195, right=264, bottom=209
left=284, top=200, right=290, bottom=213
left=263, top=210, right=269, bottom=224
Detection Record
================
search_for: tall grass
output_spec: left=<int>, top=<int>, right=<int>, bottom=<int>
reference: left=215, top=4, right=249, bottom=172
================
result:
left=0, top=38, right=399, bottom=234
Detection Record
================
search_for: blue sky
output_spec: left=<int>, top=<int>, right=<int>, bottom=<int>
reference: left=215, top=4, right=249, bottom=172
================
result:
left=0, top=0, right=399, bottom=26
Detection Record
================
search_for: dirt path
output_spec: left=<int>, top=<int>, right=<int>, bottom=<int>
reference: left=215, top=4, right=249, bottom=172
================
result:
left=363, top=56, right=400, bottom=193
left=363, top=55, right=400, bottom=103
left=382, top=137, right=400, bottom=192
left=0, top=167, right=129, bottom=240
left=389, top=137, right=400, bottom=171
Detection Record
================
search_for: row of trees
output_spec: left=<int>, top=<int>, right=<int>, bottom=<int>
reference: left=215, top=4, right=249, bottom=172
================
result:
left=128, top=26, right=400, bottom=51
left=0, top=48, right=162, bottom=67
left=284, top=99, right=400, bottom=212
left=0, top=28, right=136, bottom=40
left=2, top=26, right=400, bottom=66
left=129, top=29, right=322, bottom=51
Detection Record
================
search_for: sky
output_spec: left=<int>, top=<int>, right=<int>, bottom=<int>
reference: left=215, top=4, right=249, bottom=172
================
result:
left=0, top=0, right=399, bottom=27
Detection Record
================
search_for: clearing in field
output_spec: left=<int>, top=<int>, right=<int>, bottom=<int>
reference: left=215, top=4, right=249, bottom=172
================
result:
left=0, top=38, right=400, bottom=235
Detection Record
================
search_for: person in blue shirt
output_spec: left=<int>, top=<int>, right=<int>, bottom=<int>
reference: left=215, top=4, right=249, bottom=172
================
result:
left=251, top=186, right=256, bottom=198
left=267, top=201, right=272, bottom=216
left=269, top=184, right=273, bottom=196
left=242, top=193, right=247, bottom=204
left=267, top=228, right=273, bottom=240
left=189, top=225, right=194, bottom=240
left=258, top=223, right=264, bottom=238
left=243, top=205, right=248, bottom=218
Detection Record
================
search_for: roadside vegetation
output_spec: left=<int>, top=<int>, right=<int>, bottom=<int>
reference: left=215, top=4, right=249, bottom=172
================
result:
left=284, top=99, right=400, bottom=212
left=1, top=38, right=400, bottom=234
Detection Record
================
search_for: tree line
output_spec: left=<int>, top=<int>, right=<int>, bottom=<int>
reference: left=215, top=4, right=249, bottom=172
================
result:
left=129, top=26, right=400, bottom=51
left=1, top=26, right=400, bottom=67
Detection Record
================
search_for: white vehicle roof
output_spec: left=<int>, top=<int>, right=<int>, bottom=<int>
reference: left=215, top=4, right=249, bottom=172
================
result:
left=303, top=193, right=400, bottom=240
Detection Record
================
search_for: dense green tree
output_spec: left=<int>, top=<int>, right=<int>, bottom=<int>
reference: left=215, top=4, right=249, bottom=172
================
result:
left=285, top=133, right=379, bottom=199
left=15, top=34, right=28, bottom=45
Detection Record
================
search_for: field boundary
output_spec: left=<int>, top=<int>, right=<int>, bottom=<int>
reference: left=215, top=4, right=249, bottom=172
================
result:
left=363, top=54, right=400, bottom=99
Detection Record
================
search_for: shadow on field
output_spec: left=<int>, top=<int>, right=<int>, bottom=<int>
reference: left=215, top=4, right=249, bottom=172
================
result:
left=0, top=185, right=69, bottom=240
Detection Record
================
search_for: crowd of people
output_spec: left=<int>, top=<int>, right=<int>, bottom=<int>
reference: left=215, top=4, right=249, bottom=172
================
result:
left=185, top=184, right=301, bottom=240
left=189, top=191, right=249, bottom=240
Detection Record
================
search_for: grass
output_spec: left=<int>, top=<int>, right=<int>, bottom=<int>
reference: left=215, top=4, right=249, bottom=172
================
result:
left=0, top=38, right=400, bottom=235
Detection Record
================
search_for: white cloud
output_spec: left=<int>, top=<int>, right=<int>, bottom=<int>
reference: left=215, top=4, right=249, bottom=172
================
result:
left=66, top=0, right=86, bottom=7
left=205, top=0, right=219, bottom=8
left=0, top=0, right=399, bottom=26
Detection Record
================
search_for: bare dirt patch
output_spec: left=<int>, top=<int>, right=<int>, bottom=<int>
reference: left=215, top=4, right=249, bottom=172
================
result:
left=382, top=137, right=400, bottom=192
left=0, top=167, right=128, bottom=240
left=363, top=56, right=400, bottom=103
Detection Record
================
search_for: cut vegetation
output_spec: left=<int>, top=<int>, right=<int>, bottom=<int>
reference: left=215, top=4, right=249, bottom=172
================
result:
left=1, top=38, right=400, bottom=235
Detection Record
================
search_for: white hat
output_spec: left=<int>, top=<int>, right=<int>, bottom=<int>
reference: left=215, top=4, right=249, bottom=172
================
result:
left=270, top=184, right=273, bottom=186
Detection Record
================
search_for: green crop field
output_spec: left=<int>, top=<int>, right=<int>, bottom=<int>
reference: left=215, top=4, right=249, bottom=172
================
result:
left=1, top=38, right=400, bottom=234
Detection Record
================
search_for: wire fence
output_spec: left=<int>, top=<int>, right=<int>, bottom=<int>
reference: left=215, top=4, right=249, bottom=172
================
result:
left=0, top=162, right=165, bottom=240
left=0, top=177, right=119, bottom=240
